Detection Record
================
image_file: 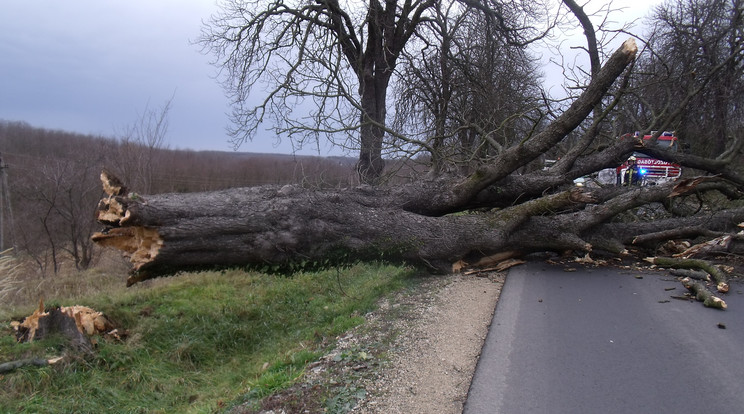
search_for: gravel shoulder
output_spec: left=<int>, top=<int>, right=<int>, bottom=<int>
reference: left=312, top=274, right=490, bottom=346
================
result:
left=239, top=271, right=505, bottom=413
left=354, top=272, right=505, bottom=413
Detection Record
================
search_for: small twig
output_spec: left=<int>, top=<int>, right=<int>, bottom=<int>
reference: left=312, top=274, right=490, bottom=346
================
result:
left=336, top=268, right=347, bottom=297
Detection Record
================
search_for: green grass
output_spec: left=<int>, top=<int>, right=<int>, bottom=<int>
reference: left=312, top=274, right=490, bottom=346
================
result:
left=0, top=263, right=415, bottom=413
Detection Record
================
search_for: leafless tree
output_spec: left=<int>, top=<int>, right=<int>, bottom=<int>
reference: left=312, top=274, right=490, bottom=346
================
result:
left=111, top=97, right=173, bottom=194
left=615, top=0, right=744, bottom=157
left=391, top=3, right=546, bottom=176
left=198, top=0, right=552, bottom=184
left=12, top=152, right=104, bottom=274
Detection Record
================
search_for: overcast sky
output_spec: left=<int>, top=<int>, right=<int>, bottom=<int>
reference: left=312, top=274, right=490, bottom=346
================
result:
left=1, top=0, right=660, bottom=155
left=0, top=0, right=293, bottom=154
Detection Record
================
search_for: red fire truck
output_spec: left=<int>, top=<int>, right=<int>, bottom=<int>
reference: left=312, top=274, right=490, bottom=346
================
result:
left=616, top=132, right=682, bottom=186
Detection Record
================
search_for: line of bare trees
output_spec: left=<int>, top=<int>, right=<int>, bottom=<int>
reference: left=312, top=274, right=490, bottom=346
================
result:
left=199, top=0, right=743, bottom=183
left=617, top=0, right=744, bottom=158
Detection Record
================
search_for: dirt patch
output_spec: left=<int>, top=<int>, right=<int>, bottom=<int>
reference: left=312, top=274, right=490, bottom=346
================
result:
left=233, top=271, right=504, bottom=413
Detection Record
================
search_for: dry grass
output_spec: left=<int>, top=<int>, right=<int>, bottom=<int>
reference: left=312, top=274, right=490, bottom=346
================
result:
left=0, top=249, right=131, bottom=320
left=0, top=250, right=22, bottom=305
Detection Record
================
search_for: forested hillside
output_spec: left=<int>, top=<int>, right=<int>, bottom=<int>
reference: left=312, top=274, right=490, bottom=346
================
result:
left=0, top=120, right=356, bottom=276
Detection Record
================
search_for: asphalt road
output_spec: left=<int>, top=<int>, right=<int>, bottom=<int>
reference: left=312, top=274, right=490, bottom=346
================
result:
left=464, top=261, right=744, bottom=414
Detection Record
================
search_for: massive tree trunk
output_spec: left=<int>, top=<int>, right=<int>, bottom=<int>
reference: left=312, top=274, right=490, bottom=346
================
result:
left=92, top=39, right=744, bottom=286
left=93, top=171, right=743, bottom=286
left=92, top=174, right=586, bottom=284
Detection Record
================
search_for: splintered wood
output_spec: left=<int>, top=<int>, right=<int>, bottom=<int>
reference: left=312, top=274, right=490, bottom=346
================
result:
left=93, top=170, right=164, bottom=282
left=11, top=299, right=116, bottom=343
left=100, top=170, right=127, bottom=197
left=97, top=170, right=129, bottom=225
left=96, top=196, right=126, bottom=225
left=91, top=227, right=163, bottom=271
left=673, top=235, right=733, bottom=259
left=452, top=251, right=526, bottom=275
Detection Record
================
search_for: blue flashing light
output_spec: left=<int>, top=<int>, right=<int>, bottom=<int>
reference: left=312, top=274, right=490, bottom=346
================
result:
left=639, top=168, right=647, bottom=175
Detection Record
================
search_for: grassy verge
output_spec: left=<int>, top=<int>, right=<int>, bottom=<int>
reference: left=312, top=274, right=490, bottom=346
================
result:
left=0, top=263, right=415, bottom=413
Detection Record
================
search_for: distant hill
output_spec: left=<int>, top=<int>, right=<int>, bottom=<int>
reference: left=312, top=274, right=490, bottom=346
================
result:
left=0, top=120, right=360, bottom=263
left=0, top=120, right=358, bottom=194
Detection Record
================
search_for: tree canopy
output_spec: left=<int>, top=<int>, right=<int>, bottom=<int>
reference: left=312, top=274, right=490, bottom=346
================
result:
left=199, top=0, right=552, bottom=183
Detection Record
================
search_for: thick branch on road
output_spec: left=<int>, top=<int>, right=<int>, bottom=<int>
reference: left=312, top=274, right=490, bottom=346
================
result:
left=648, top=257, right=730, bottom=293
left=680, top=277, right=727, bottom=310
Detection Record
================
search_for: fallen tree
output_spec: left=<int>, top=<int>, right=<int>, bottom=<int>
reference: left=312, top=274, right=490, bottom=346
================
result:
left=92, top=174, right=744, bottom=286
left=91, top=39, right=744, bottom=286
